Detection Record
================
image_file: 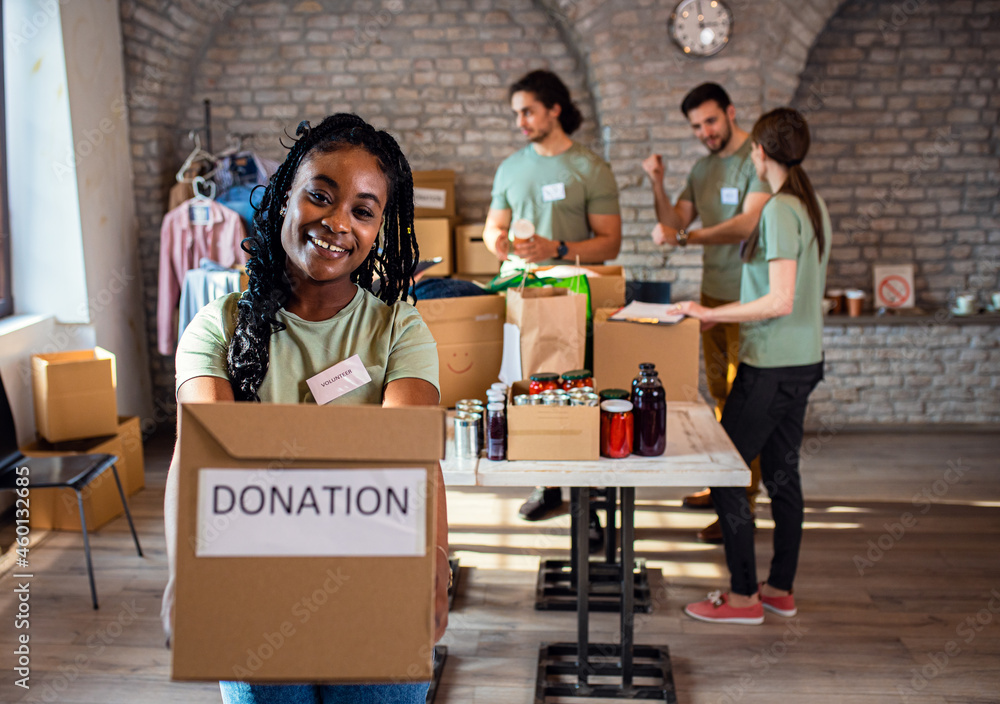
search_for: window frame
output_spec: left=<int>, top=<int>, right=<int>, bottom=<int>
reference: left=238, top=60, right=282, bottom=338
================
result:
left=0, top=10, right=12, bottom=319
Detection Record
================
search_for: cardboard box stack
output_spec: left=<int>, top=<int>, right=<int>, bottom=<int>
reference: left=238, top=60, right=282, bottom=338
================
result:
left=26, top=348, right=145, bottom=531
left=412, top=170, right=457, bottom=278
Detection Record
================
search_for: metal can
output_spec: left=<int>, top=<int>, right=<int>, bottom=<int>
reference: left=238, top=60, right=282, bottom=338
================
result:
left=512, top=394, right=533, bottom=406
left=456, top=399, right=484, bottom=409
left=457, top=404, right=484, bottom=449
left=570, top=393, right=601, bottom=407
left=541, top=393, right=569, bottom=406
left=453, top=413, right=479, bottom=459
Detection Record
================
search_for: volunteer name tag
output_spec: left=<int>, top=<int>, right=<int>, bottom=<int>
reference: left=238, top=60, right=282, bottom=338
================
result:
left=541, top=182, right=566, bottom=202
left=306, top=354, right=372, bottom=405
left=720, top=187, right=740, bottom=205
left=195, top=468, right=427, bottom=557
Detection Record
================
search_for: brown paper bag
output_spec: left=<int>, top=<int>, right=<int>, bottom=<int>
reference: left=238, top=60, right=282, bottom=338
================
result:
left=506, top=286, right=587, bottom=377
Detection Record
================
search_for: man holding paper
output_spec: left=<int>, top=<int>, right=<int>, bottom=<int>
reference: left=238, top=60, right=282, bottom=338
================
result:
left=642, top=83, right=770, bottom=543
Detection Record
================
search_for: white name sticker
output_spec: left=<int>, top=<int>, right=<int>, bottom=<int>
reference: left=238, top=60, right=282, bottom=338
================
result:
left=413, top=187, right=447, bottom=210
left=541, top=182, right=566, bottom=202
left=720, top=187, right=740, bottom=205
left=189, top=203, right=211, bottom=226
left=306, top=354, right=372, bottom=405
left=195, top=468, right=427, bottom=557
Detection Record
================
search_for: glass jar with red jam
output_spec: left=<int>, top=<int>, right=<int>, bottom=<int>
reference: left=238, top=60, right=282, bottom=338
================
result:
left=560, top=369, right=594, bottom=391
left=600, top=400, right=634, bottom=459
left=529, top=372, right=560, bottom=395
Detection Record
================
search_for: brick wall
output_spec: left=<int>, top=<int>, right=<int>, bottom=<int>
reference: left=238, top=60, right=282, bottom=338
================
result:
left=791, top=0, right=1000, bottom=308
left=805, top=320, right=1000, bottom=428
left=121, top=0, right=999, bottom=424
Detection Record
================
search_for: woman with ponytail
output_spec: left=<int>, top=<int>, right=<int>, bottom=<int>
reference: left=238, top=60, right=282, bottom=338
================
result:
left=162, top=114, right=446, bottom=703
left=670, top=107, right=831, bottom=625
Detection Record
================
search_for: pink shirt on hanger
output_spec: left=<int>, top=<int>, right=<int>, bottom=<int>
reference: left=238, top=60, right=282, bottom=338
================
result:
left=157, top=199, right=249, bottom=356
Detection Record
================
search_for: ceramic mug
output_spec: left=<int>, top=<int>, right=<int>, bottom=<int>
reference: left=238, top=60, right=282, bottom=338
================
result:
left=953, top=294, right=976, bottom=315
left=845, top=289, right=865, bottom=317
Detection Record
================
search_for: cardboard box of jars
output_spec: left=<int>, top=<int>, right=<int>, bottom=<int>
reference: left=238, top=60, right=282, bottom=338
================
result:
left=504, top=316, right=701, bottom=461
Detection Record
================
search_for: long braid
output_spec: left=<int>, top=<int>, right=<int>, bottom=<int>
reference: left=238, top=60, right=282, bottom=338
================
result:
left=228, top=114, right=418, bottom=401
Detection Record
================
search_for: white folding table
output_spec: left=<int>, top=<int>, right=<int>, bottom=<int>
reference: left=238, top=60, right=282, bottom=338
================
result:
left=441, top=401, right=750, bottom=703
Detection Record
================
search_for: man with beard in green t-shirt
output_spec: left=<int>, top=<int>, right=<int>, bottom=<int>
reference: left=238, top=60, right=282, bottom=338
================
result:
left=642, top=83, right=770, bottom=544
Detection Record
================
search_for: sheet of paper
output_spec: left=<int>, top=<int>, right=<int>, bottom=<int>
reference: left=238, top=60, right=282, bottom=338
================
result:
left=498, top=323, right=522, bottom=385
left=609, top=300, right=684, bottom=325
left=195, top=468, right=426, bottom=557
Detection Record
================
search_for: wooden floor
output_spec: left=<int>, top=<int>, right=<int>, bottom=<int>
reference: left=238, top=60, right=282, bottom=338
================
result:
left=1, top=429, right=998, bottom=704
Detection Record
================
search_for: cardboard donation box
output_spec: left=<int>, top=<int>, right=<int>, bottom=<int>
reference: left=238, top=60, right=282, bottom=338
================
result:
left=416, top=295, right=505, bottom=408
left=412, top=170, right=456, bottom=219
left=32, top=347, right=118, bottom=443
left=172, top=403, right=445, bottom=683
left=454, top=223, right=501, bottom=275
left=21, top=416, right=145, bottom=531
left=506, top=381, right=599, bottom=461
left=593, top=311, right=701, bottom=402
left=414, top=218, right=453, bottom=277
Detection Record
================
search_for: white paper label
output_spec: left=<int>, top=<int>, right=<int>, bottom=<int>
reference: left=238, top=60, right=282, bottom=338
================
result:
left=195, top=468, right=427, bottom=557
left=720, top=187, right=740, bottom=205
left=189, top=203, right=211, bottom=225
left=306, top=354, right=372, bottom=405
left=541, top=182, right=566, bottom=202
left=413, top=187, right=447, bottom=210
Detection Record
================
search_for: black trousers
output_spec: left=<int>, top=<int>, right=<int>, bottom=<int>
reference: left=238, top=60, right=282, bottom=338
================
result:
left=710, top=361, right=824, bottom=596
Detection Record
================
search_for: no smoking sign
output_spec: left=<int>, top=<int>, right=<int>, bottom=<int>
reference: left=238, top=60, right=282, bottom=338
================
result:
left=874, top=265, right=915, bottom=308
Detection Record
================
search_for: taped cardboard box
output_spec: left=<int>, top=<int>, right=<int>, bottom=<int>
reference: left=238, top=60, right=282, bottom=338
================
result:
left=416, top=295, right=505, bottom=408
left=593, top=309, right=701, bottom=402
left=506, top=380, right=599, bottom=461
left=412, top=170, right=456, bottom=219
left=172, top=403, right=444, bottom=683
left=32, top=347, right=118, bottom=443
left=414, top=218, right=453, bottom=277
left=454, top=223, right=500, bottom=275
left=116, top=415, right=146, bottom=495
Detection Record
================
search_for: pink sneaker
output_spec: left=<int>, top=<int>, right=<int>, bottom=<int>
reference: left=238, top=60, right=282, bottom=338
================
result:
left=684, top=590, right=764, bottom=625
left=759, top=583, right=797, bottom=617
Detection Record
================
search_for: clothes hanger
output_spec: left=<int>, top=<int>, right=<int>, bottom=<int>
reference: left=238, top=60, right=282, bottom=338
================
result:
left=176, top=131, right=217, bottom=183
left=192, top=175, right=216, bottom=201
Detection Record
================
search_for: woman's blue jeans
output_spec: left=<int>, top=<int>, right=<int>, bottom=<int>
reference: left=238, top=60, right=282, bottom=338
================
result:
left=219, top=682, right=430, bottom=704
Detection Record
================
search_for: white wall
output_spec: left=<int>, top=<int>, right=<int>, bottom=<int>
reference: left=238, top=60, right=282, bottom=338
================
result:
left=4, top=0, right=88, bottom=322
left=60, top=0, right=150, bottom=419
left=2, top=0, right=151, bottom=425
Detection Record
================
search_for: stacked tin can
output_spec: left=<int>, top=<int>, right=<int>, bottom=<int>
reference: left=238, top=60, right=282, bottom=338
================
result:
left=454, top=398, right=484, bottom=459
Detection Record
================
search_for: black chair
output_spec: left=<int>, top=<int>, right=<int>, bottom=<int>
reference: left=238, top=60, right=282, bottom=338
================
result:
left=0, top=373, right=142, bottom=609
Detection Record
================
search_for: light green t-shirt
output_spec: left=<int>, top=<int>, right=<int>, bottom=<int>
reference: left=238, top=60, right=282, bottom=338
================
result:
left=739, top=193, right=832, bottom=368
left=490, top=142, right=620, bottom=273
left=175, top=287, right=439, bottom=404
left=679, top=137, right=771, bottom=301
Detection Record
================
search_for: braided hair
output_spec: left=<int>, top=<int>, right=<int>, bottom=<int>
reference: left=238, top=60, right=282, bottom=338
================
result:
left=227, top=113, right=418, bottom=402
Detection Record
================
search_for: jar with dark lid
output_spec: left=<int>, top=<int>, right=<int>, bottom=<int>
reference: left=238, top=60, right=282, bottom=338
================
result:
left=560, top=369, right=594, bottom=391
left=529, top=372, right=560, bottom=395
left=599, top=388, right=630, bottom=402
left=632, top=370, right=666, bottom=456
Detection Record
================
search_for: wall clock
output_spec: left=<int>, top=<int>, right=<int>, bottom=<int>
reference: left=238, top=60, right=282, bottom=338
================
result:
left=668, top=0, right=733, bottom=58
